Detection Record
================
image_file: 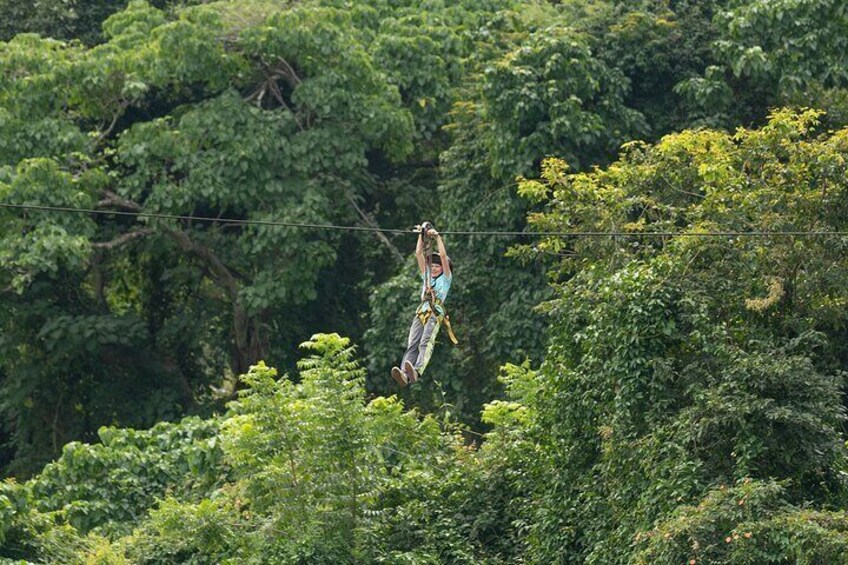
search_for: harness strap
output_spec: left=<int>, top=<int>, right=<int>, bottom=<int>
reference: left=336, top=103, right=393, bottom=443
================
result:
left=442, top=314, right=459, bottom=345
left=416, top=300, right=459, bottom=345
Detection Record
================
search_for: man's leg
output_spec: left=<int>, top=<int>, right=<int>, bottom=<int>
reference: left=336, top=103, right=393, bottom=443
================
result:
left=413, top=316, right=440, bottom=375
left=401, top=316, right=424, bottom=370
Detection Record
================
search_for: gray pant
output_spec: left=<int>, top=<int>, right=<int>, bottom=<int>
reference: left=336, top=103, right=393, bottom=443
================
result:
left=402, top=314, right=440, bottom=374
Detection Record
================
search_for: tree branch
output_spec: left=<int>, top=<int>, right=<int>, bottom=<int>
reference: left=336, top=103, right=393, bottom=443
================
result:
left=97, top=190, right=143, bottom=213
left=346, top=194, right=404, bottom=264
left=92, top=228, right=154, bottom=250
left=96, top=99, right=130, bottom=145
left=268, top=79, right=305, bottom=131
left=160, top=225, right=240, bottom=297
left=275, top=56, right=302, bottom=89
left=94, top=192, right=246, bottom=289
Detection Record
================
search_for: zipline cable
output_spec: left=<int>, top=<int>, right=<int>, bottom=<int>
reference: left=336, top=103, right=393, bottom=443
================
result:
left=3, top=202, right=848, bottom=238
left=0, top=202, right=410, bottom=234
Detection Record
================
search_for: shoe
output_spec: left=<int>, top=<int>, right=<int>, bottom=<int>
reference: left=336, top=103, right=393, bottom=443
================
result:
left=391, top=366, right=408, bottom=387
left=403, top=360, right=418, bottom=383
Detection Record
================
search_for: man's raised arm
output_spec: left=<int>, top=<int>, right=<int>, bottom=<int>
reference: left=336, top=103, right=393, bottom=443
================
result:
left=415, top=230, right=426, bottom=275
left=430, top=229, right=450, bottom=278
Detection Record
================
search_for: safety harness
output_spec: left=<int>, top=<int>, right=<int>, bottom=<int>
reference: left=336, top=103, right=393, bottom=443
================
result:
left=419, top=228, right=459, bottom=345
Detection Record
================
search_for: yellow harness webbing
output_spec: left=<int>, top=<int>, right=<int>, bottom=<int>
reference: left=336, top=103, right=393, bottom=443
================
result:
left=416, top=300, right=459, bottom=345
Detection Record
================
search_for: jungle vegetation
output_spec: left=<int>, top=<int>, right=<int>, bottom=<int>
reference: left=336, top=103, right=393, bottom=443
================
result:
left=3, top=0, right=848, bottom=562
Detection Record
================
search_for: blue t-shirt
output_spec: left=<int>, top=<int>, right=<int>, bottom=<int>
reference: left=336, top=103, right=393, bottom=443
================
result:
left=419, top=269, right=452, bottom=315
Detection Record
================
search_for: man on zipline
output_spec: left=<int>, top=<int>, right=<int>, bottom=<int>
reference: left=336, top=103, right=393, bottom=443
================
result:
left=392, top=222, right=457, bottom=387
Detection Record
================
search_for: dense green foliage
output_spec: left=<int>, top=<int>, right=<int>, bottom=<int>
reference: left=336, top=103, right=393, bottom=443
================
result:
left=2, top=335, right=500, bottom=563
left=4, top=0, right=848, bottom=562
left=509, top=109, right=848, bottom=563
left=1, top=0, right=502, bottom=473
left=677, top=0, right=848, bottom=127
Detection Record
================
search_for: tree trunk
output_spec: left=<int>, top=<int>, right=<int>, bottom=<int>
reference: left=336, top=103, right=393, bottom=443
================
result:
left=96, top=195, right=270, bottom=389
left=158, top=225, right=268, bottom=378
left=232, top=298, right=269, bottom=377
